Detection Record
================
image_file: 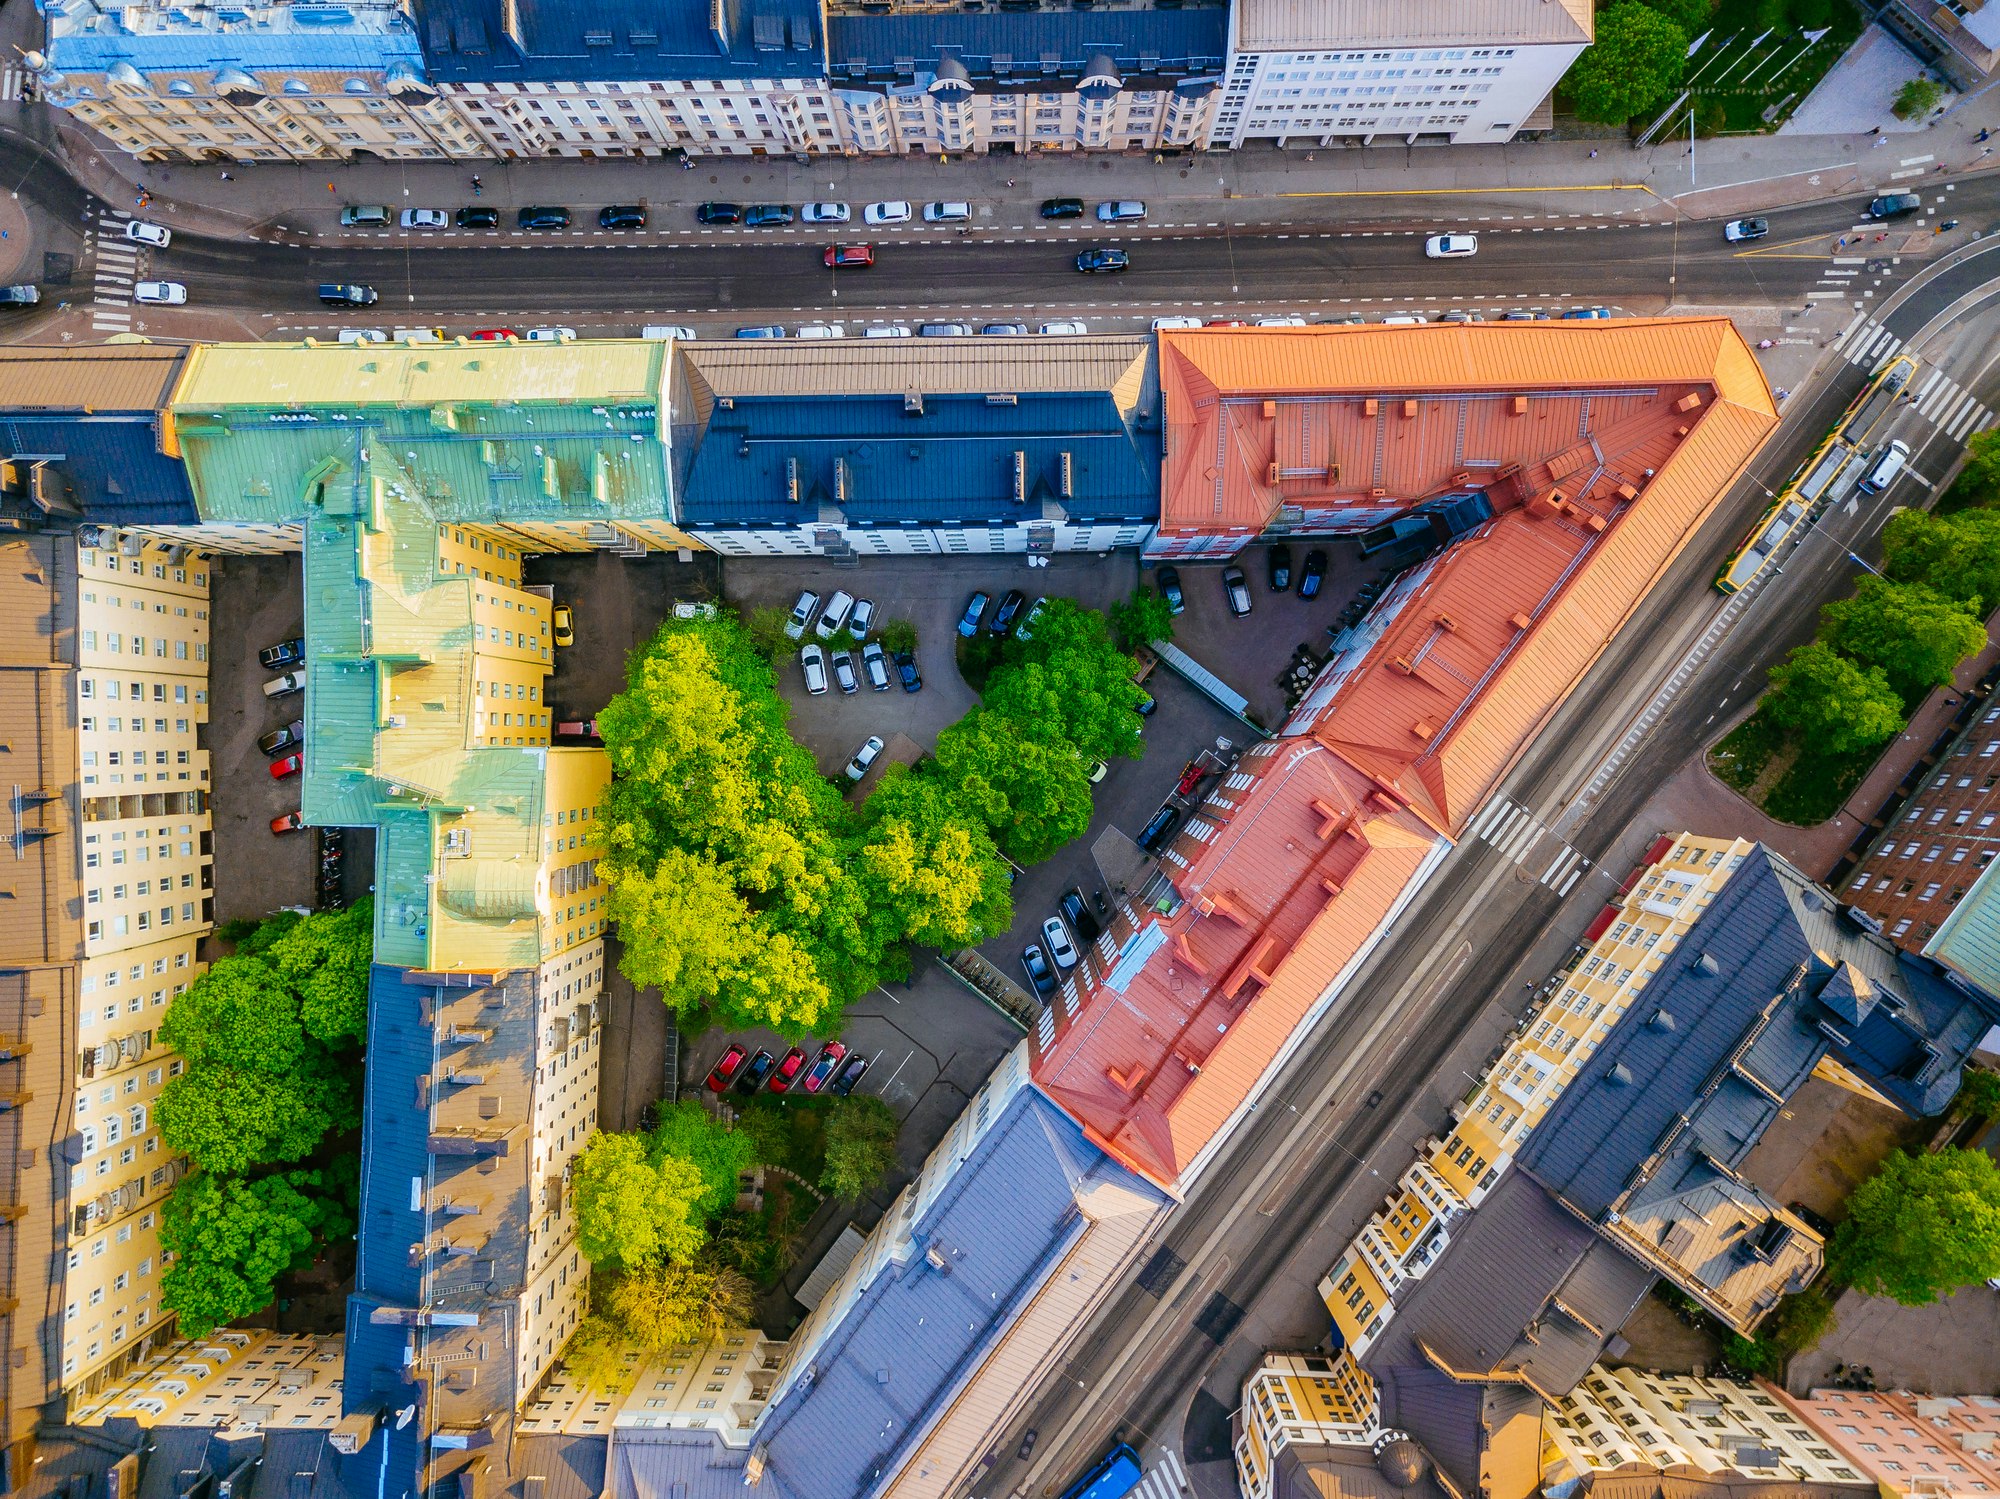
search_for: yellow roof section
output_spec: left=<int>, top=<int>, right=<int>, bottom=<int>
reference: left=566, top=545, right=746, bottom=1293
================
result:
left=171, top=338, right=667, bottom=409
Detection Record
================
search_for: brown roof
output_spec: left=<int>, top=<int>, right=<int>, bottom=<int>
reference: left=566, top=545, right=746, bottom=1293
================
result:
left=0, top=539, right=81, bottom=965
left=0, top=345, right=186, bottom=413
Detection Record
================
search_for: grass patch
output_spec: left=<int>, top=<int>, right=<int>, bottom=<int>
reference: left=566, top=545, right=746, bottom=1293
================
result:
left=1708, top=706, right=1878, bottom=826
left=1707, top=708, right=1788, bottom=793
left=1684, top=1, right=1864, bottom=134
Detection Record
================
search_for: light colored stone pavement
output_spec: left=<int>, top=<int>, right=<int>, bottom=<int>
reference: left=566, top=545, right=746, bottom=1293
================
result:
left=1785, top=25, right=1941, bottom=137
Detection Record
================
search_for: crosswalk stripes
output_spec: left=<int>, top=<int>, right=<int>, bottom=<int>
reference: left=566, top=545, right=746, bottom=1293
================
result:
left=1912, top=368, right=1994, bottom=439
left=0, top=68, right=25, bottom=103
left=1463, top=797, right=1591, bottom=895
left=90, top=212, right=141, bottom=331
left=1129, top=1449, right=1192, bottom=1499
left=1831, top=316, right=1902, bottom=369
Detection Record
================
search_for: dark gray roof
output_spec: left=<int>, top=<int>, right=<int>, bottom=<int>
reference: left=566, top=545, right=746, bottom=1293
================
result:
left=1272, top=1439, right=1453, bottom=1499
left=612, top=1430, right=801, bottom=1499
left=415, top=0, right=824, bottom=84
left=823, top=9, right=1225, bottom=95
left=1581, top=1475, right=1878, bottom=1499
left=0, top=416, right=198, bottom=527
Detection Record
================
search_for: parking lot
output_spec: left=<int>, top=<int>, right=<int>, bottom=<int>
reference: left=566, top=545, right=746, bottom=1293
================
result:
left=525, top=548, right=723, bottom=727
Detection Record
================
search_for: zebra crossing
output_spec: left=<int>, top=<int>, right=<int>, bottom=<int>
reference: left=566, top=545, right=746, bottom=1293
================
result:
left=1463, top=797, right=1590, bottom=895
left=1908, top=364, right=1996, bottom=441
left=0, top=67, right=26, bottom=103
left=90, top=211, right=138, bottom=332
left=1833, top=315, right=1901, bottom=369
left=1128, top=1449, right=1192, bottom=1499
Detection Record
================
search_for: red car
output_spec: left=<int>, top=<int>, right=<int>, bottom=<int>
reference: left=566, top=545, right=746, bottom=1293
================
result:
left=270, top=811, right=306, bottom=835
left=1174, top=762, right=1207, bottom=797
left=704, top=1044, right=747, bottom=1092
left=469, top=328, right=521, bottom=341
left=799, top=1041, right=849, bottom=1094
left=766, top=1047, right=809, bottom=1093
left=822, top=244, right=874, bottom=268
left=270, top=753, right=303, bottom=780
left=1206, top=317, right=1250, bottom=328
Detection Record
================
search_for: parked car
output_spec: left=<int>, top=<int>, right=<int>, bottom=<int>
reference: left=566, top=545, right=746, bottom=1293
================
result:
left=400, top=207, right=447, bottom=229
left=1137, top=805, right=1183, bottom=853
left=766, top=1047, right=809, bottom=1093
left=785, top=589, right=820, bottom=638
left=553, top=605, right=574, bottom=647
left=527, top=326, right=576, bottom=341
left=263, top=670, right=306, bottom=698
left=863, top=200, right=912, bottom=225
left=641, top=324, right=696, bottom=341
left=134, top=281, right=187, bottom=305
left=848, top=598, right=877, bottom=641
left=599, top=204, right=647, bottom=229
left=469, top=328, right=522, bottom=340
left=830, top=1053, right=871, bottom=1096
left=1022, top=945, right=1057, bottom=999
left=124, top=220, right=171, bottom=248
left=802, top=201, right=851, bottom=224
left=989, top=589, right=1025, bottom=636
left=982, top=321, right=1028, bottom=336
left=705, top=1044, right=747, bottom=1091
left=1156, top=567, right=1185, bottom=615
left=1299, top=549, right=1327, bottom=599
left=861, top=641, right=891, bottom=691
left=1257, top=315, right=1308, bottom=327
left=259, top=637, right=306, bottom=670
left=1061, top=887, right=1103, bottom=943
left=1041, top=915, right=1079, bottom=970
left=1152, top=315, right=1204, bottom=331
left=556, top=719, right=601, bottom=739
left=957, top=591, right=991, bottom=637
left=1723, top=217, right=1768, bottom=243
left=1424, top=233, right=1478, bottom=258
left=1134, top=690, right=1157, bottom=718
left=800, top=1042, right=849, bottom=1093
left=845, top=734, right=885, bottom=781
left=863, top=324, right=912, bottom=338
left=816, top=589, right=856, bottom=638
left=735, top=325, right=787, bottom=339
left=1267, top=544, right=1292, bottom=591
left=800, top=643, right=829, bottom=695
left=1015, top=596, right=1048, bottom=641
left=516, top=206, right=571, bottom=230
left=744, top=204, right=795, bottom=227
left=457, top=205, right=499, bottom=228
left=270, top=811, right=306, bottom=835
left=339, top=204, right=390, bottom=227
left=0, top=285, right=38, bottom=306
left=1019, top=1431, right=1040, bottom=1462
left=1039, top=198, right=1084, bottom=219
left=823, top=244, right=873, bottom=268
left=1175, top=763, right=1208, bottom=797
left=1561, top=306, right=1613, bottom=320
left=1039, top=320, right=1089, bottom=336
left=696, top=202, right=744, bottom=225
left=1866, top=192, right=1922, bottom=220
left=319, top=282, right=378, bottom=306
left=259, top=719, right=305, bottom=757
left=923, top=200, right=971, bottom=223
left=1223, top=567, right=1252, bottom=617
left=796, top=322, right=845, bottom=339
left=270, top=753, right=303, bottom=780
left=733, top=1049, right=776, bottom=1094
left=832, top=651, right=859, bottom=694
left=1076, top=248, right=1128, bottom=273
left=895, top=649, right=923, bottom=692
left=1096, top=200, right=1146, bottom=222
left=920, top=322, right=973, bottom=337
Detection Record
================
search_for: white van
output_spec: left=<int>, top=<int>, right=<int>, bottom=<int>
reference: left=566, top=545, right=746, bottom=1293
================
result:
left=392, top=327, right=445, bottom=344
left=641, top=324, right=696, bottom=341
left=337, top=329, right=389, bottom=345
left=1857, top=439, right=1911, bottom=495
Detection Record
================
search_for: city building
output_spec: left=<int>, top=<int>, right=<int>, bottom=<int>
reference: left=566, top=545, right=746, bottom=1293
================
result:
left=1876, top=0, right=2000, bottom=92
left=0, top=348, right=197, bottom=530
left=33, top=0, right=483, bottom=163
left=668, top=337, right=1162, bottom=558
left=1783, top=1389, right=2000, bottom=1499
left=1208, top=0, right=1590, bottom=149
left=72, top=1330, right=346, bottom=1430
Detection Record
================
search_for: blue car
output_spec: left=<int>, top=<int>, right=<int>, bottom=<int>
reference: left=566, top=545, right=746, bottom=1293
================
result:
left=957, top=591, right=991, bottom=637
left=1075, top=248, right=1129, bottom=274
left=735, top=325, right=786, bottom=339
left=1561, top=306, right=1612, bottom=320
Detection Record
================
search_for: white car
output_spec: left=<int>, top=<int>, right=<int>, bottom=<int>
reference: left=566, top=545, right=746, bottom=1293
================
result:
left=399, top=208, right=448, bottom=229
left=802, top=202, right=851, bottom=224
left=922, top=201, right=971, bottom=223
left=123, top=220, right=170, bottom=248
left=134, top=281, right=187, bottom=305
left=861, top=640, right=890, bottom=690
left=337, top=328, right=389, bottom=344
left=262, top=670, right=306, bottom=698
left=800, top=643, right=829, bottom=696
left=785, top=589, right=820, bottom=640
left=1039, top=320, right=1088, bottom=336
left=1424, top=234, right=1478, bottom=259
left=845, top=734, right=885, bottom=782
left=1256, top=315, right=1308, bottom=326
left=862, top=324, right=912, bottom=338
left=863, top=201, right=912, bottom=226
left=1041, top=915, right=1079, bottom=970
left=641, top=324, right=697, bottom=340
left=848, top=598, right=877, bottom=641
left=816, top=589, right=856, bottom=639
left=1151, top=315, right=1203, bottom=331
left=526, top=326, right=577, bottom=341
left=796, top=322, right=846, bottom=339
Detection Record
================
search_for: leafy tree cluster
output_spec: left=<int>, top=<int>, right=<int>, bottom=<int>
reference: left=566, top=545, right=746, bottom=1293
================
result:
left=1956, top=1067, right=2000, bottom=1125
left=821, top=1096, right=901, bottom=1200
left=570, top=1102, right=756, bottom=1269
left=1828, top=1147, right=2000, bottom=1305
left=1893, top=77, right=1944, bottom=121
left=155, top=904, right=372, bottom=1335
left=1564, top=3, right=1690, bottom=126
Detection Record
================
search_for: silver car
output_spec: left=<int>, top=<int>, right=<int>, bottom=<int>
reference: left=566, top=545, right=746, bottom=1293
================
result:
left=845, top=734, right=885, bottom=781
left=785, top=589, right=820, bottom=639
left=800, top=644, right=829, bottom=696
left=1041, top=916, right=1079, bottom=970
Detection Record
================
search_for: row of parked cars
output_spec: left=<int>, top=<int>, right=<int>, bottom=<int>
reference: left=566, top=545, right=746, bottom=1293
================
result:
left=258, top=637, right=311, bottom=833
left=706, top=1039, right=869, bottom=1097
left=735, top=318, right=1089, bottom=340
left=1019, top=887, right=1113, bottom=1001
left=786, top=589, right=923, bottom=693
left=697, top=198, right=1150, bottom=227
left=339, top=204, right=648, bottom=231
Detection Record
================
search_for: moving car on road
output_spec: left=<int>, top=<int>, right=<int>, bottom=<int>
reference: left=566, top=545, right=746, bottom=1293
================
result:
left=1866, top=192, right=1921, bottom=220
left=1076, top=248, right=1128, bottom=273
left=1723, top=217, right=1768, bottom=242
left=125, top=221, right=170, bottom=248
left=1424, top=233, right=1478, bottom=258
left=319, top=283, right=378, bottom=306
left=823, top=244, right=874, bottom=268
left=134, top=281, right=187, bottom=305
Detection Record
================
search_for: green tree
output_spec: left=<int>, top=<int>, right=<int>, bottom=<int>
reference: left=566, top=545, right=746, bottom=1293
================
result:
left=1762, top=641, right=1905, bottom=754
left=156, top=1066, right=358, bottom=1175
left=1882, top=507, right=2000, bottom=612
left=1642, top=0, right=1715, bottom=33
left=557, top=1315, right=635, bottom=1393
left=1563, top=3, right=1689, bottom=124
left=878, top=618, right=919, bottom=656
left=231, top=909, right=303, bottom=957
left=1820, top=578, right=1987, bottom=705
left=1829, top=1148, right=2000, bottom=1304
left=570, top=1131, right=708, bottom=1268
left=1109, top=587, right=1176, bottom=653
left=160, top=956, right=309, bottom=1074
left=648, top=1101, right=756, bottom=1222
left=1961, top=429, right=2000, bottom=501
left=742, top=605, right=794, bottom=663
left=1955, top=1067, right=2000, bottom=1124
left=854, top=768, right=1014, bottom=951
left=266, top=898, right=374, bottom=1049
left=1894, top=77, right=1943, bottom=121
left=987, top=612, right=1147, bottom=765
left=602, top=1260, right=755, bottom=1352
left=159, top=1169, right=355, bottom=1337
left=821, top=1096, right=901, bottom=1200
left=934, top=708, right=1095, bottom=865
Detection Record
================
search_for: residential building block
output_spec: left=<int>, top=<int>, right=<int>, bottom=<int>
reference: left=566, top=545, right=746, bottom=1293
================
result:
left=1784, top=1388, right=2000, bottom=1498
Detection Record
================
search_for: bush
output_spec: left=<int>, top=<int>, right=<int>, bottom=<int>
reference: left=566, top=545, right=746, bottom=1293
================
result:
left=821, top=1096, right=901, bottom=1199
left=879, top=617, right=918, bottom=655
left=1893, top=77, right=1943, bottom=120
left=1956, top=1067, right=2000, bottom=1124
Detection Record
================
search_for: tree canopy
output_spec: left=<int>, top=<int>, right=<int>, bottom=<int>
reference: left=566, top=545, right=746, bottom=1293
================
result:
left=156, top=1066, right=357, bottom=1176
left=1829, top=1148, right=2000, bottom=1305
left=1109, top=587, right=1176, bottom=654
left=266, top=899, right=374, bottom=1049
left=160, top=1167, right=355, bottom=1337
left=647, top=1102, right=757, bottom=1222
left=992, top=599, right=1147, bottom=763
left=1563, top=3, right=1689, bottom=124
left=1763, top=641, right=1905, bottom=755
left=1820, top=578, right=1988, bottom=705
left=854, top=768, right=1013, bottom=951
left=571, top=1131, right=709, bottom=1268
left=821, top=1096, right=901, bottom=1200
left=1882, top=507, right=2000, bottom=614
left=160, top=956, right=310, bottom=1075
left=600, top=1259, right=754, bottom=1353
left=934, top=708, right=1096, bottom=865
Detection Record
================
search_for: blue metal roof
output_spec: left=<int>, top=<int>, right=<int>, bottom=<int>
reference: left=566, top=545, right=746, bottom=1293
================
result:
left=677, top=389, right=1160, bottom=528
left=49, top=29, right=422, bottom=74
left=823, top=9, right=1225, bottom=91
left=0, top=415, right=197, bottom=526
left=415, top=0, right=825, bottom=84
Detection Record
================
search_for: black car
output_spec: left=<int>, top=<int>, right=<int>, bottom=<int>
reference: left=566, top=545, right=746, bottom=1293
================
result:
left=696, top=201, right=744, bottom=225
left=1022, top=945, right=1057, bottom=999
left=1866, top=192, right=1922, bottom=220
left=1134, top=690, right=1157, bottom=718
left=830, top=1053, right=871, bottom=1096
left=1039, top=198, right=1085, bottom=220
left=1299, top=548, right=1327, bottom=599
left=259, top=719, right=305, bottom=757
left=989, top=589, right=1025, bottom=636
left=456, top=205, right=499, bottom=229
left=1060, top=888, right=1103, bottom=943
left=599, top=204, right=647, bottom=229
left=260, top=637, right=306, bottom=670
left=895, top=649, right=923, bottom=693
left=1076, top=248, right=1129, bottom=274
left=1268, top=544, right=1292, bottom=591
left=1156, top=566, right=1185, bottom=615
left=744, top=204, right=796, bottom=227
left=516, top=206, right=571, bottom=230
left=1137, top=805, right=1183, bottom=853
left=732, top=1049, right=776, bottom=1094
left=317, top=283, right=377, bottom=307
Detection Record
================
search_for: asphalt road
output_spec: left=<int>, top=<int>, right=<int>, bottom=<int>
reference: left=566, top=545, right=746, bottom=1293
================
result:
left=974, top=241, right=2000, bottom=1499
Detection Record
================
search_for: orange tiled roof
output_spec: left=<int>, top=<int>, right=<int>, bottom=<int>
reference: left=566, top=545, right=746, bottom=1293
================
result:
left=1033, top=738, right=1443, bottom=1187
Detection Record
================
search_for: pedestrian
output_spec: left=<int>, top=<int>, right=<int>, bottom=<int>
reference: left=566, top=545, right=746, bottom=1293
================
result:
left=1874, top=135, right=1887, bottom=147
left=1876, top=231, right=1888, bottom=241
left=1589, top=148, right=1598, bottom=158
left=1306, top=151, right=1315, bottom=161
left=1006, top=178, right=1015, bottom=187
left=219, top=170, right=232, bottom=180
left=1869, top=125, right=1881, bottom=134
left=1980, top=128, right=1992, bottom=142
left=327, top=182, right=335, bottom=192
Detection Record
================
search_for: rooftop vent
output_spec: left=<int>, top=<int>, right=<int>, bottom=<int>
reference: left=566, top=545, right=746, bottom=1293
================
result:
left=904, top=391, right=923, bottom=416
left=1647, top=1008, right=1676, bottom=1032
left=1696, top=952, right=1719, bottom=975
left=1607, top=1063, right=1633, bottom=1087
